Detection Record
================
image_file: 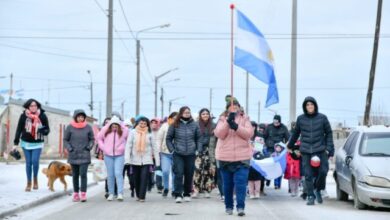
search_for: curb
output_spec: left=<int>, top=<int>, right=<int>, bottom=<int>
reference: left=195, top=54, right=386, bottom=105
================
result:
left=0, top=182, right=98, bottom=219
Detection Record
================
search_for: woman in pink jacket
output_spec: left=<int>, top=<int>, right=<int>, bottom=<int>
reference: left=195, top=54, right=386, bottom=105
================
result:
left=98, top=116, right=129, bottom=201
left=214, top=96, right=253, bottom=217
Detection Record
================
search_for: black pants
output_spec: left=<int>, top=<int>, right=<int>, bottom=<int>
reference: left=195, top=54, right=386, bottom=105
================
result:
left=301, top=151, right=329, bottom=197
left=123, top=164, right=132, bottom=189
left=71, top=164, right=88, bottom=193
left=133, top=165, right=150, bottom=200
left=173, top=153, right=196, bottom=198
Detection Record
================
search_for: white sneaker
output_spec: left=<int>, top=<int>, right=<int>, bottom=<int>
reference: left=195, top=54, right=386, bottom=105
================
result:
left=255, top=194, right=260, bottom=199
left=204, top=193, right=211, bottom=198
left=321, top=190, right=329, bottom=198
left=175, top=197, right=183, bottom=203
left=192, top=192, right=199, bottom=198
left=117, top=194, right=123, bottom=201
left=107, top=194, right=114, bottom=201
left=249, top=195, right=255, bottom=199
left=184, top=196, right=191, bottom=202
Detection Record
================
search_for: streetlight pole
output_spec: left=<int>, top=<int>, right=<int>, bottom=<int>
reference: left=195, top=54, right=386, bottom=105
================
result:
left=160, top=78, right=180, bottom=118
left=154, top=68, right=179, bottom=117
left=106, top=0, right=114, bottom=117
left=87, top=70, right=94, bottom=118
left=135, top=24, right=170, bottom=116
left=169, top=96, right=185, bottom=113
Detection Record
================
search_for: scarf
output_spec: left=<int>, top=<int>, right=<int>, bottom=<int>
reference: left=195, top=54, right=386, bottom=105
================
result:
left=135, top=126, right=148, bottom=154
left=71, top=120, right=87, bottom=129
left=25, top=109, right=42, bottom=140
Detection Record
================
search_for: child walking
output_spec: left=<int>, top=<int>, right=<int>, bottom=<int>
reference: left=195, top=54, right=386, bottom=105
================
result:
left=285, top=141, right=301, bottom=197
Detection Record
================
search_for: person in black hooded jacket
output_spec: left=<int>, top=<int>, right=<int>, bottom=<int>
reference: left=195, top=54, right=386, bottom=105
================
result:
left=287, top=96, right=334, bottom=206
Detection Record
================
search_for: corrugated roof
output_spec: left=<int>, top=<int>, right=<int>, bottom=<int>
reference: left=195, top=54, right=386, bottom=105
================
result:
left=7, top=98, right=70, bottom=116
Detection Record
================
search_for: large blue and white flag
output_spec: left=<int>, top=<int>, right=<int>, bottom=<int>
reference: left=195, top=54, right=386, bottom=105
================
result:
left=234, top=10, right=279, bottom=107
left=250, top=148, right=287, bottom=180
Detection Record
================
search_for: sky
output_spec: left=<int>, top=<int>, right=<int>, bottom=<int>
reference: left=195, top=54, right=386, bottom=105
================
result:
left=0, top=0, right=389, bottom=127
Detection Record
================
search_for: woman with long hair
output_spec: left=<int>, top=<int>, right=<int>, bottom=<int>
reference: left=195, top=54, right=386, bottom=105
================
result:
left=125, top=117, right=159, bottom=202
left=193, top=108, right=217, bottom=198
left=14, top=99, right=50, bottom=192
left=166, top=106, right=201, bottom=203
left=97, top=116, right=129, bottom=201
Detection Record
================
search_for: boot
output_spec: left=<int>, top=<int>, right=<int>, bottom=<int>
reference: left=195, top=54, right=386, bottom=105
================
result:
left=33, top=177, right=38, bottom=190
left=25, top=181, right=32, bottom=192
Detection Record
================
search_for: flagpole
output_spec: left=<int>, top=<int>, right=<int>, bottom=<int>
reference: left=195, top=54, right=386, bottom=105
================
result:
left=230, top=4, right=235, bottom=109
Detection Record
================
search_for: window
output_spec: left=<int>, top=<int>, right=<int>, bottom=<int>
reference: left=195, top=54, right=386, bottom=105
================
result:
left=343, top=132, right=357, bottom=154
left=346, top=132, right=359, bottom=155
left=360, top=132, right=390, bottom=156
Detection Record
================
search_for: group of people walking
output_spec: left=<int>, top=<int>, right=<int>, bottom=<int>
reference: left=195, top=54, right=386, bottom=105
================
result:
left=13, top=95, right=334, bottom=217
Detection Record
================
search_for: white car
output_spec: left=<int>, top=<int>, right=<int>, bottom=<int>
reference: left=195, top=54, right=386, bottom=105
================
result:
left=334, top=125, right=390, bottom=209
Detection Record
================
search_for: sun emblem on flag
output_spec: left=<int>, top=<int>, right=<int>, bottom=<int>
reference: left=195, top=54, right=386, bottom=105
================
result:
left=267, top=50, right=274, bottom=62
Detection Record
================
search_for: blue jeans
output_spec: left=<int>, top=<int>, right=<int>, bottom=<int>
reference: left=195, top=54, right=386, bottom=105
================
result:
left=22, top=148, right=42, bottom=181
left=221, top=165, right=249, bottom=210
left=161, top=153, right=175, bottom=191
left=104, top=155, right=124, bottom=195
left=274, top=176, right=282, bottom=188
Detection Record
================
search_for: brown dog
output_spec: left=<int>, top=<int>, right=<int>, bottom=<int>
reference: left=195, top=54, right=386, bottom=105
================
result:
left=42, top=161, right=72, bottom=192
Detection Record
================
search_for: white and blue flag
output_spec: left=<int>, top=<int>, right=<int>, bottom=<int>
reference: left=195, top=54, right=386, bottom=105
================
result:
left=250, top=148, right=287, bottom=180
left=234, top=10, right=279, bottom=107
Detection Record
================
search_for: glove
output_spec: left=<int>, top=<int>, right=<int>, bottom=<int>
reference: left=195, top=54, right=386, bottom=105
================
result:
left=227, top=120, right=238, bottom=131
left=227, top=112, right=236, bottom=122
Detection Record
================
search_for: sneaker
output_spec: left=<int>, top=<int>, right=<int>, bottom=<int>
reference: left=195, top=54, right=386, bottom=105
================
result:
left=117, top=194, right=124, bottom=201
left=300, top=192, right=307, bottom=200
left=162, top=189, right=169, bottom=197
left=321, top=190, right=329, bottom=199
left=157, top=189, right=163, bottom=194
left=307, top=196, right=315, bottom=205
left=184, top=196, right=191, bottom=202
left=72, top=192, right=80, bottom=202
left=175, top=197, right=183, bottom=203
left=107, top=194, right=114, bottom=201
left=255, top=194, right=260, bottom=199
left=192, top=192, right=199, bottom=198
left=80, top=192, right=87, bottom=202
left=225, top=209, right=233, bottom=215
left=260, top=191, right=267, bottom=196
left=104, top=193, right=109, bottom=199
left=315, top=191, right=323, bottom=204
left=204, top=192, right=211, bottom=198
left=249, top=195, right=255, bottom=199
left=237, top=209, right=245, bottom=217
left=220, top=196, right=225, bottom=201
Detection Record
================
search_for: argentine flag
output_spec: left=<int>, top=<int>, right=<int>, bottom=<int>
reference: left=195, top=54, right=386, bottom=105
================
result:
left=234, top=10, right=279, bottom=107
left=250, top=148, right=287, bottom=180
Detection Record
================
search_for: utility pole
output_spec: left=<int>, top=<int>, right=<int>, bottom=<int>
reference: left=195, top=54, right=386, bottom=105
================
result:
left=258, top=101, right=261, bottom=123
left=154, top=68, right=178, bottom=117
left=246, top=72, right=249, bottom=114
left=209, top=88, right=213, bottom=112
left=160, top=87, right=164, bottom=118
left=87, top=70, right=94, bottom=118
left=106, top=0, right=114, bottom=117
left=135, top=39, right=141, bottom=116
left=121, top=100, right=125, bottom=120
left=364, top=0, right=383, bottom=125
left=9, top=73, right=13, bottom=99
left=289, top=0, right=297, bottom=123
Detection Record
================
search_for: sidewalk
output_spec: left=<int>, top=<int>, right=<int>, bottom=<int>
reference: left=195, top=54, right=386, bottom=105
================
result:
left=0, top=160, right=97, bottom=219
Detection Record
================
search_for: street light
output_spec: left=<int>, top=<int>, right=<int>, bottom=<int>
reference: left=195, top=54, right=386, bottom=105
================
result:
left=169, top=96, right=185, bottom=113
left=160, top=78, right=181, bottom=118
left=135, top=23, right=170, bottom=116
left=87, top=70, right=93, bottom=118
left=154, top=67, right=179, bottom=117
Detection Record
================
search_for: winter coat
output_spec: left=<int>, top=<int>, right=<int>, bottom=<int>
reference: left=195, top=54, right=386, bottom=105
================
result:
left=214, top=113, right=253, bottom=162
left=63, top=110, right=94, bottom=165
left=198, top=121, right=217, bottom=164
left=97, top=123, right=129, bottom=157
left=125, top=130, right=160, bottom=166
left=288, top=96, right=335, bottom=156
left=166, top=119, right=202, bottom=156
left=156, top=123, right=170, bottom=154
left=14, top=110, right=50, bottom=145
left=264, top=123, right=290, bottom=153
left=284, top=153, right=300, bottom=179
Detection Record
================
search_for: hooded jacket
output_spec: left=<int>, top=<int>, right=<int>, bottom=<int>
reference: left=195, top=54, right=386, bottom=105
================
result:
left=263, top=122, right=290, bottom=153
left=97, top=117, right=129, bottom=157
left=287, top=96, right=334, bottom=156
left=64, top=109, right=94, bottom=165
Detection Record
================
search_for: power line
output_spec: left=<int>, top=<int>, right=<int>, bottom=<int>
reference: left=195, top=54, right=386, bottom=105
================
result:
left=117, top=0, right=136, bottom=40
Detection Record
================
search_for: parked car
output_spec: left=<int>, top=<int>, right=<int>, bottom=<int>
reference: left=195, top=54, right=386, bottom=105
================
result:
left=334, top=125, right=390, bottom=209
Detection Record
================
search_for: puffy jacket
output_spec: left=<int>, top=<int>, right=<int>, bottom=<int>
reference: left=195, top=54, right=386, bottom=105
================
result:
left=288, top=96, right=334, bottom=156
left=97, top=123, right=129, bottom=157
left=156, top=123, right=170, bottom=154
left=166, top=119, right=202, bottom=156
left=64, top=110, right=94, bottom=165
left=264, top=123, right=290, bottom=152
left=125, top=130, right=160, bottom=166
left=284, top=153, right=300, bottom=179
left=198, top=121, right=217, bottom=164
left=214, top=113, right=253, bottom=162
left=14, top=110, right=50, bottom=145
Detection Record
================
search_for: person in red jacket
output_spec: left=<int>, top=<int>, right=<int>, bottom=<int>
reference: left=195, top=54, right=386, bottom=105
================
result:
left=284, top=141, right=301, bottom=197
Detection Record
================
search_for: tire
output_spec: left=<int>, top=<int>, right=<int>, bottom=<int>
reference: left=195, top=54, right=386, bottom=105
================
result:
left=352, top=180, right=367, bottom=210
left=336, top=181, right=349, bottom=201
